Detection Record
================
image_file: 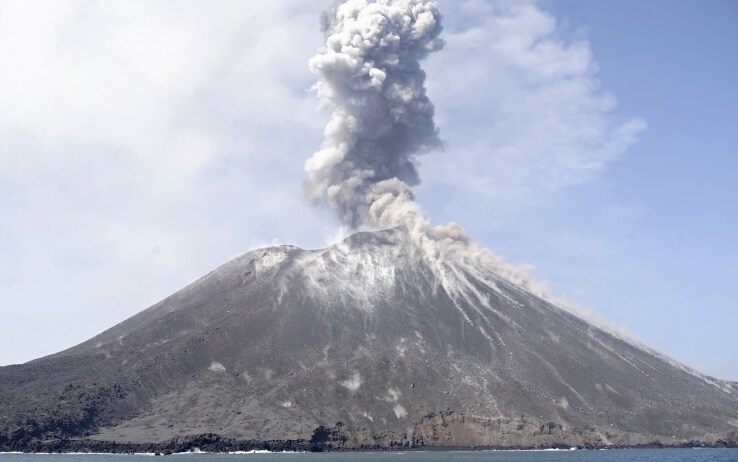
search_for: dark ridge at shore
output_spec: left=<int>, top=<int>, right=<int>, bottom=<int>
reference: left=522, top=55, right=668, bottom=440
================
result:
left=2, top=422, right=737, bottom=454
left=2, top=437, right=737, bottom=455
left=0, top=433, right=308, bottom=455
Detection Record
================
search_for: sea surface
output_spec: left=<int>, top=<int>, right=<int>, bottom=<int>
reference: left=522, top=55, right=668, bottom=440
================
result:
left=1, top=450, right=737, bottom=462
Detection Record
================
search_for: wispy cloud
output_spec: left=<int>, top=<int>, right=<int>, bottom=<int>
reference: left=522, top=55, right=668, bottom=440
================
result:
left=420, top=0, right=646, bottom=225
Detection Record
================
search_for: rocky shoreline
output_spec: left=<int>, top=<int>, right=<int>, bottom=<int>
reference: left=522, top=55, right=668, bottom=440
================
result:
left=2, top=413, right=737, bottom=454
left=2, top=431, right=737, bottom=454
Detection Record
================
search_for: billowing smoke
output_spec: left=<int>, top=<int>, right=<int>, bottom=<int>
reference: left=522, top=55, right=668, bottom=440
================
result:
left=305, top=0, right=554, bottom=301
left=305, top=0, right=443, bottom=233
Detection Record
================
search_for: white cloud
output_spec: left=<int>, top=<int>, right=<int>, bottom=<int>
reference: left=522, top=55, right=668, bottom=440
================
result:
left=420, top=0, right=646, bottom=226
left=0, top=0, right=329, bottom=365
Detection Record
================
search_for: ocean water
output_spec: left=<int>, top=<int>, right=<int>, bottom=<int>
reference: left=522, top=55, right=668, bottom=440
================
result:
left=1, top=450, right=737, bottom=462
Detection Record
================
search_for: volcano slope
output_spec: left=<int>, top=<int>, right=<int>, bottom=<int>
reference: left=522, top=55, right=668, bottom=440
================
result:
left=1, top=228, right=737, bottom=451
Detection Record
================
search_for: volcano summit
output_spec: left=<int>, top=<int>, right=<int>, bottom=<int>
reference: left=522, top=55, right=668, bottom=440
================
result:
left=1, top=228, right=737, bottom=451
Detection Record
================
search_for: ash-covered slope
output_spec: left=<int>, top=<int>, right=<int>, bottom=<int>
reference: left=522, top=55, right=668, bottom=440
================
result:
left=1, top=228, right=737, bottom=451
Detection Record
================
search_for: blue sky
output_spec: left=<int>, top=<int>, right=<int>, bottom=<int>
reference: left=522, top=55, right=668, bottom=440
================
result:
left=542, top=0, right=738, bottom=379
left=430, top=0, right=738, bottom=379
left=546, top=0, right=738, bottom=380
left=1, top=0, right=736, bottom=380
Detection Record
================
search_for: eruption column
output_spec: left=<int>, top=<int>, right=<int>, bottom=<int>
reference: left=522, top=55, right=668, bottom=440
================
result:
left=305, top=0, right=444, bottom=233
left=305, top=1, right=546, bottom=297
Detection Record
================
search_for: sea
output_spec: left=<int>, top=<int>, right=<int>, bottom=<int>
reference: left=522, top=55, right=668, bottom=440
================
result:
left=1, top=450, right=737, bottom=462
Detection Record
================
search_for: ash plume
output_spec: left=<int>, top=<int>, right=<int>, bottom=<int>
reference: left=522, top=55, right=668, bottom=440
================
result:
left=304, top=1, right=534, bottom=285
left=305, top=0, right=443, bottom=233
left=304, top=0, right=552, bottom=296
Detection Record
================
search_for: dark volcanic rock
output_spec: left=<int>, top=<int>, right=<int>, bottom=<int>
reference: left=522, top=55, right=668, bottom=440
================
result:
left=2, top=433, right=311, bottom=454
left=1, top=228, right=737, bottom=451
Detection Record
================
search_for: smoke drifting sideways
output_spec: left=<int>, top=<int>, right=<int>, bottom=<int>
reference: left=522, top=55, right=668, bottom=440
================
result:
left=304, top=0, right=554, bottom=299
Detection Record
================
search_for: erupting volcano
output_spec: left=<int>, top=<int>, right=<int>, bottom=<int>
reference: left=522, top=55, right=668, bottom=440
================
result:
left=1, top=0, right=736, bottom=453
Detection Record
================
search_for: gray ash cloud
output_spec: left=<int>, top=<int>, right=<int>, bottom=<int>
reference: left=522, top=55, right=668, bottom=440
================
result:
left=305, top=0, right=444, bottom=231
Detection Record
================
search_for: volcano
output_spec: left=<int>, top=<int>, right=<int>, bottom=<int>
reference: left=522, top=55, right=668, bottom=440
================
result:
left=1, top=228, right=736, bottom=452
